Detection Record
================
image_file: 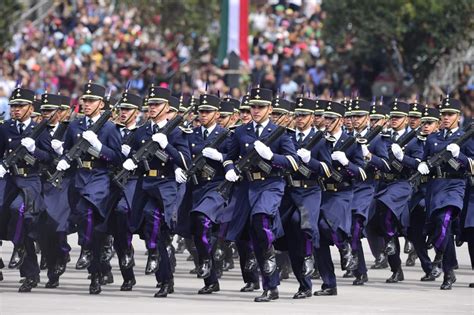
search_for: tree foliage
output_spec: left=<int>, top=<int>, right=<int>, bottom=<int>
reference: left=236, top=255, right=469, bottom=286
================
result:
left=322, top=0, right=474, bottom=89
left=0, top=0, right=22, bottom=49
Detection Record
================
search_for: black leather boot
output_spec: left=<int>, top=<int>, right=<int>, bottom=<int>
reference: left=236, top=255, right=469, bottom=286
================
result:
left=89, top=273, right=102, bottom=294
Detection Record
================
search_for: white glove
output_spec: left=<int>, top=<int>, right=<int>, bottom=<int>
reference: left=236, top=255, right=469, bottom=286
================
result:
left=202, top=147, right=223, bottom=162
left=82, top=130, right=102, bottom=152
left=297, top=148, right=311, bottom=163
left=121, top=144, right=131, bottom=157
left=51, top=139, right=64, bottom=155
left=361, top=144, right=370, bottom=158
left=446, top=143, right=460, bottom=158
left=254, top=140, right=273, bottom=160
left=0, top=165, right=7, bottom=178
left=56, top=159, right=71, bottom=171
left=152, top=133, right=168, bottom=149
left=21, top=137, right=35, bottom=153
left=225, top=169, right=239, bottom=182
left=391, top=143, right=404, bottom=161
left=123, top=158, right=138, bottom=171
left=417, top=162, right=430, bottom=175
left=175, top=167, right=187, bottom=184
left=331, top=151, right=349, bottom=166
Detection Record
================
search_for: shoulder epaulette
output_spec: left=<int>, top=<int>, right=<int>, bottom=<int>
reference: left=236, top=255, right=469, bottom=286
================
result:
left=179, top=126, right=193, bottom=134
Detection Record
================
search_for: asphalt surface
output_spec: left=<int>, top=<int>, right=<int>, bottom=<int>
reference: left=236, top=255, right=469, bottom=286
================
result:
left=0, top=235, right=473, bottom=314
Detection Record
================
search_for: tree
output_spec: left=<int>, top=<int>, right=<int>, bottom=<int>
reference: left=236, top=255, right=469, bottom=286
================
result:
left=322, top=0, right=474, bottom=95
left=0, top=0, right=22, bottom=49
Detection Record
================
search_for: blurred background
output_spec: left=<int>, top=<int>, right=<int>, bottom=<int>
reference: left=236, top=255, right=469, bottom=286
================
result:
left=0, top=0, right=472, bottom=120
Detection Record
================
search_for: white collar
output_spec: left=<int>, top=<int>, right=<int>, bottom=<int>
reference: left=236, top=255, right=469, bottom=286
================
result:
left=123, top=123, right=136, bottom=130
left=357, top=127, right=369, bottom=137
left=201, top=123, right=217, bottom=135
left=86, top=114, right=100, bottom=124
left=152, top=119, right=168, bottom=130
left=446, top=127, right=459, bottom=134
left=296, top=127, right=312, bottom=139
left=331, top=128, right=343, bottom=143
left=17, top=118, right=32, bottom=128
left=253, top=118, right=270, bottom=130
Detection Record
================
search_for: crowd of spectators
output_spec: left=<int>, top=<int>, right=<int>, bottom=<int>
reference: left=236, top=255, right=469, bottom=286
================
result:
left=0, top=0, right=471, bottom=121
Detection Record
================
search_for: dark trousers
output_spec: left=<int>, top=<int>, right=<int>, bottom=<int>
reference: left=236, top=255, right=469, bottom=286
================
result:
left=113, top=211, right=134, bottom=282
left=407, top=206, right=433, bottom=274
left=155, top=225, right=173, bottom=284
left=285, top=209, right=312, bottom=290
left=76, top=198, right=106, bottom=275
left=19, top=236, right=39, bottom=279
left=38, top=216, right=70, bottom=281
left=366, top=216, right=385, bottom=260
left=235, top=239, right=259, bottom=284
left=315, top=218, right=338, bottom=289
left=376, top=203, right=401, bottom=272
left=430, top=207, right=455, bottom=253
left=351, top=214, right=367, bottom=276
left=250, top=213, right=280, bottom=290
left=191, top=212, right=218, bottom=286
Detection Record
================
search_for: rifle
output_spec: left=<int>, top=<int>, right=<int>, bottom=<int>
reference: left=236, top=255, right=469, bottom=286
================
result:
left=409, top=123, right=474, bottom=185
left=388, top=128, right=418, bottom=172
left=48, top=106, right=115, bottom=188
left=1, top=114, right=55, bottom=175
left=185, top=128, right=231, bottom=185
left=329, top=124, right=385, bottom=182
left=216, top=124, right=289, bottom=199
left=297, top=130, right=324, bottom=178
left=112, top=107, right=193, bottom=190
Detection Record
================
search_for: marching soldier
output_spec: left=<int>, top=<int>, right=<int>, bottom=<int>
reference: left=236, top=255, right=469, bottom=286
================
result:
left=107, top=90, right=142, bottom=291
left=417, top=96, right=473, bottom=289
left=224, top=87, right=298, bottom=302
left=0, top=87, right=54, bottom=292
left=186, top=93, right=232, bottom=294
left=278, top=95, right=331, bottom=298
left=56, top=81, right=122, bottom=294
left=123, top=85, right=190, bottom=297
left=37, top=92, right=73, bottom=289
left=314, top=100, right=365, bottom=296
left=373, top=100, right=423, bottom=284
left=407, top=106, right=442, bottom=281
left=404, top=101, right=424, bottom=265
left=348, top=99, right=390, bottom=285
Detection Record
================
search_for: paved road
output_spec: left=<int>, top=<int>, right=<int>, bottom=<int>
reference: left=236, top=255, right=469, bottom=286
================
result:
left=0, top=236, right=473, bottom=314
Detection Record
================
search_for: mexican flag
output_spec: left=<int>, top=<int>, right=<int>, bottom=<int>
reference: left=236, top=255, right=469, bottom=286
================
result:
left=218, top=0, right=249, bottom=65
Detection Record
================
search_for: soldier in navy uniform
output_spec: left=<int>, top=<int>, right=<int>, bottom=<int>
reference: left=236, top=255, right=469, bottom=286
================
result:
left=123, top=86, right=190, bottom=298
left=184, top=93, right=233, bottom=294
left=372, top=100, right=423, bottom=284
left=0, top=87, right=54, bottom=292
left=213, top=97, right=239, bottom=278
left=459, top=155, right=473, bottom=288
left=404, top=101, right=424, bottom=265
left=313, top=100, right=365, bottom=296
left=407, top=106, right=443, bottom=282
left=55, top=82, right=122, bottom=294
left=36, top=92, right=73, bottom=289
left=277, top=96, right=331, bottom=298
left=270, top=95, right=294, bottom=281
left=348, top=98, right=390, bottom=285
left=224, top=87, right=298, bottom=302
left=417, top=96, right=474, bottom=290
left=365, top=102, right=391, bottom=270
left=106, top=90, right=142, bottom=291
left=229, top=94, right=261, bottom=293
